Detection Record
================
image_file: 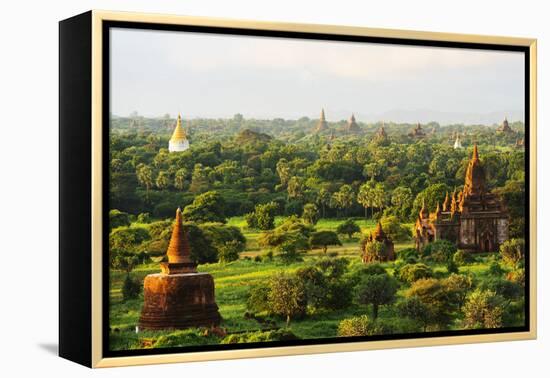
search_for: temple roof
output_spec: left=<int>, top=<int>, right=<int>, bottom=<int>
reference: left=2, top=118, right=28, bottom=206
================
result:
left=166, top=208, right=194, bottom=266
left=170, top=114, right=188, bottom=142
left=316, top=108, right=329, bottom=132
left=463, top=144, right=487, bottom=196
left=347, top=113, right=360, bottom=132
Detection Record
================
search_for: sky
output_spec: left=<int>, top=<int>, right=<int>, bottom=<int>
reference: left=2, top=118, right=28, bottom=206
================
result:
left=110, top=27, right=525, bottom=124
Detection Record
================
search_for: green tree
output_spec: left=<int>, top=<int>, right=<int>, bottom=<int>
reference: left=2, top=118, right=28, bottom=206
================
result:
left=357, top=181, right=376, bottom=218
left=302, top=203, right=320, bottom=225
left=422, top=239, right=457, bottom=263
left=355, top=273, right=397, bottom=319
left=287, top=176, right=304, bottom=199
left=268, top=273, right=307, bottom=326
left=406, top=278, right=453, bottom=329
left=331, top=184, right=355, bottom=217
left=309, top=231, right=342, bottom=254
left=396, top=296, right=434, bottom=332
left=246, top=202, right=278, bottom=230
left=276, top=158, right=291, bottom=187
left=136, top=163, right=154, bottom=196
left=109, top=209, right=130, bottom=230
left=182, top=191, right=226, bottom=223
left=391, top=186, right=413, bottom=219
left=156, top=170, right=171, bottom=190
left=380, top=215, right=411, bottom=241
left=336, top=219, right=361, bottom=239
left=316, top=188, right=331, bottom=218
left=109, top=227, right=150, bottom=254
left=217, top=240, right=243, bottom=263
left=462, top=289, right=505, bottom=329
left=338, top=315, right=393, bottom=336
left=499, top=238, right=525, bottom=269
left=174, top=168, right=188, bottom=191
left=396, top=263, right=433, bottom=284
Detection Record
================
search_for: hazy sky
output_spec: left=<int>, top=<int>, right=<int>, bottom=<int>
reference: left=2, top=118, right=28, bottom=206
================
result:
left=110, top=28, right=525, bottom=123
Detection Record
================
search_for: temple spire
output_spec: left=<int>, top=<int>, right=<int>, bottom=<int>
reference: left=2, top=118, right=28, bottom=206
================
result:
left=316, top=108, right=328, bottom=132
left=442, top=192, right=450, bottom=212
left=163, top=208, right=196, bottom=273
left=472, top=143, right=479, bottom=161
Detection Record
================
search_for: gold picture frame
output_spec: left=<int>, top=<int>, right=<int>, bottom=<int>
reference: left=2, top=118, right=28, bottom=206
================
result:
left=59, top=10, right=537, bottom=368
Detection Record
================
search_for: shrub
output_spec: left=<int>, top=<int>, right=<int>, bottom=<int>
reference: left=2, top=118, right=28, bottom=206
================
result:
left=296, top=259, right=353, bottom=311
left=462, top=289, right=505, bottom=329
left=122, top=275, right=141, bottom=301
left=136, top=212, right=151, bottom=223
left=396, top=296, right=433, bottom=332
left=506, top=268, right=525, bottom=287
left=453, top=250, right=474, bottom=266
left=338, top=315, right=393, bottom=337
left=109, top=227, right=151, bottom=254
left=499, top=238, right=525, bottom=268
left=217, top=240, right=242, bottom=263
left=380, top=215, right=411, bottom=241
left=479, top=277, right=522, bottom=300
left=246, top=202, right=278, bottom=230
left=182, top=191, right=226, bottom=223
left=443, top=273, right=473, bottom=309
left=487, top=260, right=505, bottom=276
left=302, top=203, right=320, bottom=225
left=254, top=255, right=262, bottom=262
left=347, top=263, right=387, bottom=286
left=396, top=263, right=433, bottom=284
left=153, top=329, right=218, bottom=348
left=246, top=285, right=271, bottom=314
left=397, top=248, right=418, bottom=263
left=406, top=278, right=454, bottom=329
left=109, top=209, right=130, bottom=229
left=446, top=259, right=459, bottom=274
left=264, top=250, right=274, bottom=261
left=221, top=329, right=299, bottom=344
left=422, top=240, right=457, bottom=263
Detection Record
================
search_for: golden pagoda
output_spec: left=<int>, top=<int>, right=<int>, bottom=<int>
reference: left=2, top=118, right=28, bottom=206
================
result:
left=168, top=114, right=190, bottom=152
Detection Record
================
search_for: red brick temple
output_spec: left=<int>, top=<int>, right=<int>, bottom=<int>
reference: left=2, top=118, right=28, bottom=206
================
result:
left=138, top=208, right=221, bottom=330
left=414, top=144, right=509, bottom=252
left=361, top=221, right=396, bottom=263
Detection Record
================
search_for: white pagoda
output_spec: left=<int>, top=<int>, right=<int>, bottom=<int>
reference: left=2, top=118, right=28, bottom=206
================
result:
left=168, top=114, right=190, bottom=152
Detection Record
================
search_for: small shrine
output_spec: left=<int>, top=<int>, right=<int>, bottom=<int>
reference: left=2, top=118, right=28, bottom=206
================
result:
left=139, top=208, right=221, bottom=330
left=361, top=221, right=396, bottom=263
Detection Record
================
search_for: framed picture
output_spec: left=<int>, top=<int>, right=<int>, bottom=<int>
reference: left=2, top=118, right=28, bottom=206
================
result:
left=59, top=10, right=537, bottom=368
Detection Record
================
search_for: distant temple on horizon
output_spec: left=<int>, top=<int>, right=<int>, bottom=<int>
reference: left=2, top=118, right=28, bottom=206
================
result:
left=496, top=117, right=515, bottom=134
left=315, top=108, right=329, bottom=133
left=346, top=113, right=361, bottom=133
left=408, top=123, right=426, bottom=139
left=453, top=132, right=463, bottom=149
left=415, top=144, right=509, bottom=253
left=168, top=114, right=190, bottom=152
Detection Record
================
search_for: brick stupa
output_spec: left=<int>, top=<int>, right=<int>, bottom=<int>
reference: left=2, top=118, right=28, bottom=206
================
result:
left=138, top=208, right=221, bottom=330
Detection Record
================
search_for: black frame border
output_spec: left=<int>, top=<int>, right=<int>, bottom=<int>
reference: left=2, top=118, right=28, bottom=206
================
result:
left=101, top=20, right=531, bottom=359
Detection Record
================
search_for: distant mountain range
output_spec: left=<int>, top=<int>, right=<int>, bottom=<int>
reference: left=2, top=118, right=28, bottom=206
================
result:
left=321, top=109, right=524, bottom=126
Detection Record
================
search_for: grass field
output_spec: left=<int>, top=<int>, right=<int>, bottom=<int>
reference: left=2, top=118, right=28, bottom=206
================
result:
left=109, top=216, right=506, bottom=351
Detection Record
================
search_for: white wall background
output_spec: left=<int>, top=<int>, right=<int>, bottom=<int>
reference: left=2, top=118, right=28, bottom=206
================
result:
left=0, top=0, right=547, bottom=376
